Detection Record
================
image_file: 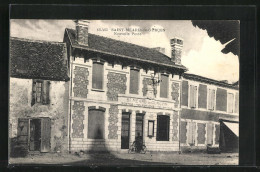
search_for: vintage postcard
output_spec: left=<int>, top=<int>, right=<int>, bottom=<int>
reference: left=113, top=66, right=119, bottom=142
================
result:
left=9, top=20, right=239, bottom=165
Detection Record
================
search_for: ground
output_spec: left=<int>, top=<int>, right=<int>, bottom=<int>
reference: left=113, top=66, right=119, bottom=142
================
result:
left=9, top=152, right=238, bottom=166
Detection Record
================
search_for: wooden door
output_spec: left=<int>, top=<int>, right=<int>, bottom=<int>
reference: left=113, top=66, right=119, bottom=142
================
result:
left=40, top=118, right=51, bottom=152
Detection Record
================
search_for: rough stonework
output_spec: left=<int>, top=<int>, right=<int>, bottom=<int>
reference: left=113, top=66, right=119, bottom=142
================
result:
left=142, top=78, right=157, bottom=96
left=215, top=124, right=220, bottom=144
left=72, top=101, right=85, bottom=138
left=73, top=66, right=89, bottom=98
left=197, top=123, right=206, bottom=144
left=171, top=48, right=182, bottom=64
left=172, top=111, right=179, bottom=141
left=171, top=82, right=180, bottom=108
left=108, top=105, right=119, bottom=139
left=107, top=72, right=127, bottom=101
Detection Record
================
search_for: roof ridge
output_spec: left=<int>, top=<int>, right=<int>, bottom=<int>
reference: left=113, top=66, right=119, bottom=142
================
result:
left=10, top=37, right=65, bottom=45
left=66, top=28, right=170, bottom=58
left=183, top=73, right=236, bottom=86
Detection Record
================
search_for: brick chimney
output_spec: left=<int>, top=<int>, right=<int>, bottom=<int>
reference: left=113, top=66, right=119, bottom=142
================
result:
left=152, top=47, right=165, bottom=54
left=170, top=38, right=183, bottom=65
left=75, top=20, right=90, bottom=46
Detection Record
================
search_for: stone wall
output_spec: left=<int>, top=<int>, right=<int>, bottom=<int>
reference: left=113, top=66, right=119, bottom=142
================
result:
left=171, top=82, right=180, bottom=108
left=9, top=78, right=69, bottom=153
left=72, top=101, right=85, bottom=138
left=73, top=66, right=89, bottom=98
left=172, top=111, right=179, bottom=141
left=107, top=72, right=127, bottom=101
left=108, top=105, right=119, bottom=139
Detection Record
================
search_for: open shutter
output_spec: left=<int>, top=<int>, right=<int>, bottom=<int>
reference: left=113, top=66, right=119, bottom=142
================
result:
left=31, top=80, right=36, bottom=106
left=156, top=115, right=160, bottom=140
left=42, top=81, right=50, bottom=104
left=190, top=86, right=194, bottom=108
left=17, top=118, right=29, bottom=151
left=41, top=118, right=51, bottom=152
left=207, top=123, right=213, bottom=145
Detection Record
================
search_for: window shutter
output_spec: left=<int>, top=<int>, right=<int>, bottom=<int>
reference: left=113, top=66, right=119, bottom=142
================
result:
left=31, top=80, right=36, bottom=106
left=194, top=86, right=197, bottom=107
left=212, top=90, right=215, bottom=110
left=207, top=123, right=213, bottom=145
left=42, top=81, right=50, bottom=104
left=190, top=86, right=194, bottom=107
left=41, top=118, right=51, bottom=152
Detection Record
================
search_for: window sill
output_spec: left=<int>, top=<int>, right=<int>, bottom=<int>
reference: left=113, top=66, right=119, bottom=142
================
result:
left=91, top=88, right=105, bottom=92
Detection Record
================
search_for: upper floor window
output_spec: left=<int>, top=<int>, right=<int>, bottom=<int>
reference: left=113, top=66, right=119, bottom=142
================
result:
left=190, top=85, right=197, bottom=108
left=160, top=74, right=169, bottom=98
left=227, top=93, right=234, bottom=113
left=92, top=62, right=104, bottom=90
left=32, top=80, right=50, bottom=106
left=129, top=69, right=139, bottom=94
left=208, top=89, right=216, bottom=110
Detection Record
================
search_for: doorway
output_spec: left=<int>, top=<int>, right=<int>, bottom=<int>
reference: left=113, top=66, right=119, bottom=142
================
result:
left=121, top=113, right=130, bottom=149
left=29, top=119, right=41, bottom=151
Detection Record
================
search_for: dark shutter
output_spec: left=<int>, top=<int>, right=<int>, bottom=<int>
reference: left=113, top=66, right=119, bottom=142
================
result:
left=216, top=88, right=227, bottom=111
left=88, top=109, right=105, bottom=139
left=40, top=118, right=51, bottom=152
left=42, top=81, right=50, bottom=104
left=181, top=80, right=188, bottom=106
left=17, top=118, right=29, bottom=147
left=198, top=84, right=207, bottom=109
left=160, top=74, right=168, bottom=98
left=180, top=121, right=187, bottom=143
left=31, top=80, right=36, bottom=106
left=92, top=63, right=104, bottom=89
left=130, top=69, right=139, bottom=94
left=215, top=124, right=220, bottom=144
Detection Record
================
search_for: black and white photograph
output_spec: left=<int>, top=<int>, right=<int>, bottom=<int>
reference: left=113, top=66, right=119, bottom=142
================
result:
left=9, top=19, right=239, bottom=166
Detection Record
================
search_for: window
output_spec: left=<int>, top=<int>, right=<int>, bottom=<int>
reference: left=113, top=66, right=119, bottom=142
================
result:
left=31, top=80, right=50, bottom=106
left=156, top=115, right=169, bottom=141
left=190, top=85, right=197, bottom=108
left=227, top=93, right=234, bottom=113
left=88, top=109, right=105, bottom=139
left=208, top=89, right=216, bottom=110
left=148, top=120, right=154, bottom=137
left=160, top=74, right=169, bottom=98
left=92, top=62, right=104, bottom=90
left=207, top=123, right=213, bottom=145
left=130, top=69, right=139, bottom=94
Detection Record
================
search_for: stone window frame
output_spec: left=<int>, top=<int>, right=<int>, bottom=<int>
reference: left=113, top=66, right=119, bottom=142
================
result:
left=87, top=106, right=106, bottom=140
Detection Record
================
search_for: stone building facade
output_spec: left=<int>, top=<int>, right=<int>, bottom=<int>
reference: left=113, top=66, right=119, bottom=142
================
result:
left=180, top=73, right=239, bottom=152
left=63, top=20, right=187, bottom=152
left=9, top=38, right=70, bottom=155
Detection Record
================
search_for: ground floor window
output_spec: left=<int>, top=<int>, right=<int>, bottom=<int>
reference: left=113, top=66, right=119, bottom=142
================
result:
left=88, top=109, right=105, bottom=139
left=156, top=115, right=170, bottom=141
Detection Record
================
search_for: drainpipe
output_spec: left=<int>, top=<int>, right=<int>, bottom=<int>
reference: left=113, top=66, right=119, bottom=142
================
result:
left=178, top=75, right=182, bottom=154
left=68, top=47, right=73, bottom=153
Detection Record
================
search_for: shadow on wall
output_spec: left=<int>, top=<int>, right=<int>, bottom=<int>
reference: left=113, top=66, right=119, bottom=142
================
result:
left=65, top=126, right=171, bottom=166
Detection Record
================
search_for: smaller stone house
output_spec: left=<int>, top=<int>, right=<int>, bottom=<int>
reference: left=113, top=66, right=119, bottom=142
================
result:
left=9, top=37, right=70, bottom=156
left=180, top=73, right=239, bottom=152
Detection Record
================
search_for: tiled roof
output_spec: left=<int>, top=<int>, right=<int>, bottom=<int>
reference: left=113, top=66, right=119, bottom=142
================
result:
left=183, top=73, right=239, bottom=90
left=10, top=37, right=69, bottom=81
left=65, top=28, right=187, bottom=71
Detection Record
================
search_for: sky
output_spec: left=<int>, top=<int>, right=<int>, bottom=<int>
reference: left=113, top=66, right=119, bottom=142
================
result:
left=10, top=20, right=239, bottom=83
